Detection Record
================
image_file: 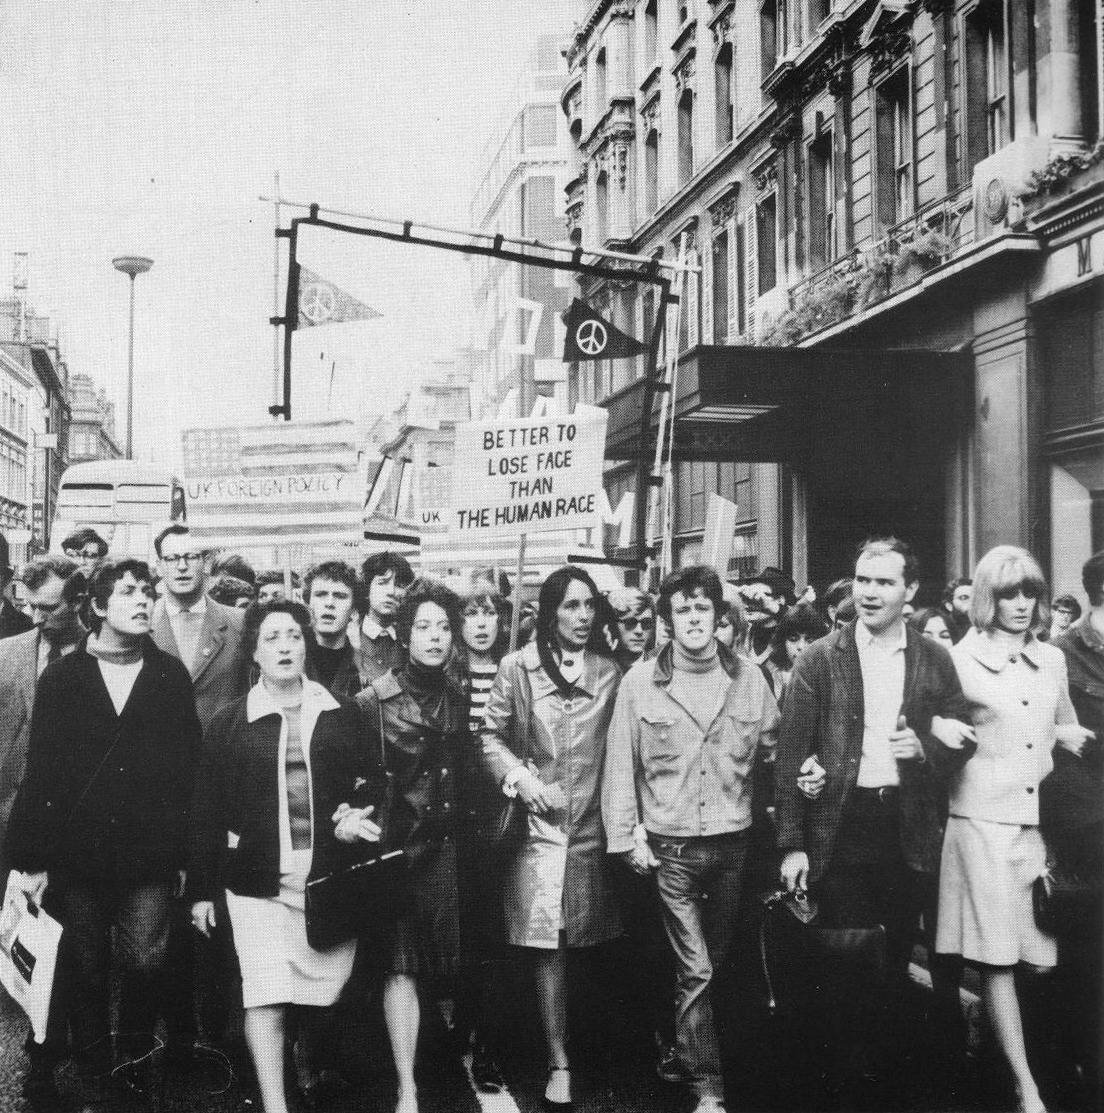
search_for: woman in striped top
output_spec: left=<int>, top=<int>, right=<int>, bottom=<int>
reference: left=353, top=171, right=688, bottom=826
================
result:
left=454, top=578, right=510, bottom=1091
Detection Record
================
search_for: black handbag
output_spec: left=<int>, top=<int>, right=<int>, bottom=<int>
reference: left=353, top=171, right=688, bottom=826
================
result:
left=305, top=687, right=410, bottom=951
left=1032, top=860, right=1102, bottom=936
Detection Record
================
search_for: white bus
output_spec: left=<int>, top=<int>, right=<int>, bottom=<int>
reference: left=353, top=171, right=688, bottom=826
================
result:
left=50, top=460, right=186, bottom=561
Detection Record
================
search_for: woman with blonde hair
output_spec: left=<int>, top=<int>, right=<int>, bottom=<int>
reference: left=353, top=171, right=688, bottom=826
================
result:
left=936, top=546, right=1094, bottom=1113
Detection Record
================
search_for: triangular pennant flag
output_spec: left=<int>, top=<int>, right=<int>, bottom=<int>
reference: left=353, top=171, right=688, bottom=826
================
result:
left=561, top=298, right=648, bottom=361
left=297, top=268, right=382, bottom=328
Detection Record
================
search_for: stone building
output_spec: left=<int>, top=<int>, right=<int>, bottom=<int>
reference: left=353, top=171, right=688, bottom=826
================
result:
left=67, top=372, right=122, bottom=463
left=564, top=0, right=1103, bottom=599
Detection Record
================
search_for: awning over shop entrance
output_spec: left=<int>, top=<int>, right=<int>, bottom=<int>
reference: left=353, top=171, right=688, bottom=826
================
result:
left=604, top=345, right=972, bottom=463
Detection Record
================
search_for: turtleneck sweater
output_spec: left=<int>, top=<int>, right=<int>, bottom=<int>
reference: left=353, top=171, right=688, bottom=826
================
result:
left=86, top=634, right=144, bottom=715
left=669, top=640, right=729, bottom=731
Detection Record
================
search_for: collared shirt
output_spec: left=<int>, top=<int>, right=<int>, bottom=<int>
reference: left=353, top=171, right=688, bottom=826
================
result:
left=36, top=630, right=82, bottom=677
left=949, top=627, right=1076, bottom=825
left=603, top=643, right=779, bottom=851
left=855, top=620, right=907, bottom=787
left=361, top=616, right=395, bottom=641
left=165, top=593, right=208, bottom=673
left=357, top=616, right=405, bottom=683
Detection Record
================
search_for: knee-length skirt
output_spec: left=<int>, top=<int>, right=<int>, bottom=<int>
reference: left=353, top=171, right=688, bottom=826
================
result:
left=225, top=849, right=357, bottom=1008
left=935, top=816, right=1056, bottom=967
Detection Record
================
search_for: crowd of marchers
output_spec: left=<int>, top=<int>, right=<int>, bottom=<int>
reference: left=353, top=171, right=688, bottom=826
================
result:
left=0, top=523, right=1099, bottom=1113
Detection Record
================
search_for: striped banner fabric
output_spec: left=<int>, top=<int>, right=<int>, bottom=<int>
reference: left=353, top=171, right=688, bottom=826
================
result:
left=182, top=421, right=363, bottom=551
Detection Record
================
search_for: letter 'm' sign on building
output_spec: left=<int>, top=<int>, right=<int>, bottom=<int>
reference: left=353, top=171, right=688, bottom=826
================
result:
left=449, top=409, right=608, bottom=536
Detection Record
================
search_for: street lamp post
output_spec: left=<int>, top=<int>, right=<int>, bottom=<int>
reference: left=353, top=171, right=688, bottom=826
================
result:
left=112, top=255, right=153, bottom=459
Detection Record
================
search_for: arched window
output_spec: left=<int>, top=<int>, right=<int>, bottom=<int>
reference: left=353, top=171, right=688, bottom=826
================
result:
left=715, top=42, right=734, bottom=147
left=596, top=170, right=609, bottom=244
left=677, top=89, right=694, bottom=186
left=645, top=129, right=659, bottom=215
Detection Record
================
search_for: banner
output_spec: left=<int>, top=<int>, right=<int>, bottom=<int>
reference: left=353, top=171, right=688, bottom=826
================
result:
left=183, top=420, right=363, bottom=550
left=448, top=409, right=607, bottom=536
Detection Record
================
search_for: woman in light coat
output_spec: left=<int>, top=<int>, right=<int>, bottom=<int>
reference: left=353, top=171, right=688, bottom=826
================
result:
left=480, top=566, right=621, bottom=1109
left=936, top=547, right=1093, bottom=1113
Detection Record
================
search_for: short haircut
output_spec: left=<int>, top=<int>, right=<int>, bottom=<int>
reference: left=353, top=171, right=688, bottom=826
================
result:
left=208, top=574, right=253, bottom=607
left=393, top=577, right=461, bottom=646
left=62, top=527, right=108, bottom=557
left=242, top=599, right=313, bottom=659
left=943, top=576, right=973, bottom=605
left=657, top=564, right=726, bottom=624
left=769, top=602, right=828, bottom=668
left=154, top=523, right=195, bottom=559
left=87, top=558, right=153, bottom=633
left=1083, top=551, right=1104, bottom=608
left=303, top=561, right=357, bottom=602
left=855, top=536, right=920, bottom=586
left=969, top=545, right=1049, bottom=636
left=210, top=553, right=256, bottom=588
left=1052, top=593, right=1082, bottom=621
left=607, top=586, right=655, bottom=620
left=20, top=555, right=79, bottom=594
left=823, top=577, right=853, bottom=610
left=361, top=551, right=414, bottom=590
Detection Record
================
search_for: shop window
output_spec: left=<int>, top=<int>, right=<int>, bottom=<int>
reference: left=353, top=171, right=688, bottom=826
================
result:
left=875, top=67, right=912, bottom=231
left=1040, top=283, right=1104, bottom=431
left=712, top=227, right=730, bottom=343
left=807, top=129, right=836, bottom=270
left=678, top=89, right=695, bottom=186
left=756, top=193, right=778, bottom=294
left=645, top=129, right=660, bottom=215
left=715, top=42, right=734, bottom=147
left=963, top=0, right=1007, bottom=176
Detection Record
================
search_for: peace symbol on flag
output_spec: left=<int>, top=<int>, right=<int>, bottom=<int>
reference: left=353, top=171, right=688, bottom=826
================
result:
left=575, top=318, right=607, bottom=356
left=299, top=283, right=336, bottom=324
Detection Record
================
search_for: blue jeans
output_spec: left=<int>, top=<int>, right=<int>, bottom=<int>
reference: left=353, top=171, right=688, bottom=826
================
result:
left=650, top=831, right=749, bottom=1099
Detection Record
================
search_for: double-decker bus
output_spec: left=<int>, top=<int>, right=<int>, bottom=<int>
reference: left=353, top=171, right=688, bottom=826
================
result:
left=50, top=460, right=185, bottom=561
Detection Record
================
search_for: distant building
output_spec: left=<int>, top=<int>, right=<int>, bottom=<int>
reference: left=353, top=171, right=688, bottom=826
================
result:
left=0, top=346, right=33, bottom=562
left=67, top=373, right=122, bottom=463
left=469, top=26, right=582, bottom=418
left=0, top=300, right=70, bottom=553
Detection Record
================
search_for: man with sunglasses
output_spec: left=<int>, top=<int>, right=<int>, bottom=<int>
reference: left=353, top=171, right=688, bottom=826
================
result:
left=608, top=586, right=656, bottom=672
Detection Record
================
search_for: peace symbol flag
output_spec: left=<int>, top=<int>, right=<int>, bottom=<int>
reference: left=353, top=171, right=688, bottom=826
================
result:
left=297, top=268, right=382, bottom=328
left=561, top=298, right=648, bottom=361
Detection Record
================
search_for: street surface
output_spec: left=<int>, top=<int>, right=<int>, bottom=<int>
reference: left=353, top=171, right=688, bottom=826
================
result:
left=0, top=936, right=1064, bottom=1113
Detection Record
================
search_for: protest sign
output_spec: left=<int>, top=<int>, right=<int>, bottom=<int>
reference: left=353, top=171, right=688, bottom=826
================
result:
left=448, top=409, right=607, bottom=536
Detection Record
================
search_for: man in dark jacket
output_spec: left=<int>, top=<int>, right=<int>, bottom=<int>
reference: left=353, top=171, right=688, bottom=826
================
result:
left=775, top=537, right=974, bottom=1102
left=304, top=560, right=362, bottom=698
left=9, top=558, right=201, bottom=1106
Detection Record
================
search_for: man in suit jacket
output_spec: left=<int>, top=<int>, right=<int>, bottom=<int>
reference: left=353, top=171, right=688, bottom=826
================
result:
left=0, top=556, right=85, bottom=880
left=150, top=523, right=248, bottom=730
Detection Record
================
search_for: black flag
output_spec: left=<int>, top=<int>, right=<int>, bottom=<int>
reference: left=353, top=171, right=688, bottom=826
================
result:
left=562, top=298, right=648, bottom=361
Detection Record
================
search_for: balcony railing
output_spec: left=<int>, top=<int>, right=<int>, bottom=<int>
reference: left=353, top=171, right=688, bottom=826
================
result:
left=766, top=185, right=975, bottom=344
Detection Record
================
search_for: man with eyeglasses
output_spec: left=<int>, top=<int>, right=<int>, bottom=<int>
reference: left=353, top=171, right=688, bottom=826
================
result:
left=62, top=527, right=108, bottom=578
left=607, top=586, right=656, bottom=673
left=150, top=523, right=249, bottom=1070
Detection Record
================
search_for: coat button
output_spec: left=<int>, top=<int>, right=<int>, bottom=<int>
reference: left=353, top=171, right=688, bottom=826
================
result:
left=441, top=768, right=448, bottom=776
left=1026, top=786, right=1034, bottom=794
left=1026, top=743, right=1033, bottom=749
left=1022, top=699, right=1028, bottom=706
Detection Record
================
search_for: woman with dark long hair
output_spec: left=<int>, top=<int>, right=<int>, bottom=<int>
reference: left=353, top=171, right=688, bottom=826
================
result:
left=480, top=566, right=622, bottom=1108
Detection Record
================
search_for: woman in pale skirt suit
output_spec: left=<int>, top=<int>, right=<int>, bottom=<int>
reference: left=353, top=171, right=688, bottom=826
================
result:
left=936, top=547, right=1094, bottom=1113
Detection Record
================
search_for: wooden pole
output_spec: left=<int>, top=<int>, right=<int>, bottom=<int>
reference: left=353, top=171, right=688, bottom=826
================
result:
left=508, top=532, right=527, bottom=653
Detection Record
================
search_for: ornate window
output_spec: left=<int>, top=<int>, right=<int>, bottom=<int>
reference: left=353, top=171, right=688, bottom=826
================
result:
left=715, top=41, right=734, bottom=147
left=678, top=89, right=695, bottom=185
left=645, top=129, right=660, bottom=215
left=807, top=129, right=836, bottom=270
left=875, top=66, right=912, bottom=230
left=756, top=193, right=777, bottom=294
left=963, top=0, right=1007, bottom=174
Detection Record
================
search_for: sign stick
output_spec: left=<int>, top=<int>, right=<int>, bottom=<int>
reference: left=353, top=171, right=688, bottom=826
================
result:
left=508, top=532, right=527, bottom=653
left=282, top=548, right=293, bottom=601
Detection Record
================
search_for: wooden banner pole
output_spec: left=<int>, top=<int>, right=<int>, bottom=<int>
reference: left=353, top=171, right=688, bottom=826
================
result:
left=508, top=532, right=527, bottom=653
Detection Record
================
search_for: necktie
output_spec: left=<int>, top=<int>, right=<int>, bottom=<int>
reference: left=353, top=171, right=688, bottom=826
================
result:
left=177, top=608, right=202, bottom=674
left=46, top=637, right=61, bottom=666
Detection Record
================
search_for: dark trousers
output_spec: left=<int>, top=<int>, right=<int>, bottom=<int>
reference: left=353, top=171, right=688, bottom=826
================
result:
left=31, top=875, right=173, bottom=1072
left=651, top=830, right=749, bottom=1100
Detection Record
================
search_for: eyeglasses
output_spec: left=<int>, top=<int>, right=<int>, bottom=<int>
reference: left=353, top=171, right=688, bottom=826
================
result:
left=618, top=615, right=654, bottom=631
left=994, top=582, right=1042, bottom=601
left=160, top=551, right=204, bottom=566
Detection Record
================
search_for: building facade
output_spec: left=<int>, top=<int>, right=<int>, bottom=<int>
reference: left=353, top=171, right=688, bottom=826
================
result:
left=564, top=0, right=1103, bottom=598
left=0, top=346, right=33, bottom=562
left=67, top=373, right=122, bottom=463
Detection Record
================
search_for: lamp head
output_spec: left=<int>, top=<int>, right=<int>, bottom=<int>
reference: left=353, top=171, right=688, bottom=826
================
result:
left=112, top=256, right=153, bottom=278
